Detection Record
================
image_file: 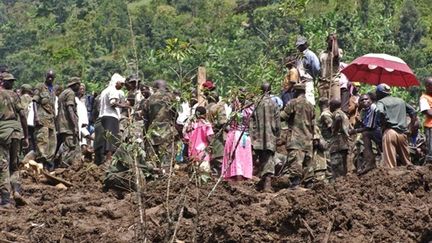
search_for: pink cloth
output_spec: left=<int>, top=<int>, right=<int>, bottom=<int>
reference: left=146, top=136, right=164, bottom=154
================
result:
left=184, top=119, right=214, bottom=163
left=222, top=106, right=254, bottom=180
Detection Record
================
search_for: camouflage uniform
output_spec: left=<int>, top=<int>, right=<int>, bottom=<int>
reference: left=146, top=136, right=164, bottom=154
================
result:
left=0, top=89, right=24, bottom=202
left=313, top=125, right=331, bottom=181
left=279, top=94, right=315, bottom=183
left=315, top=108, right=333, bottom=181
left=20, top=93, right=32, bottom=119
left=143, top=90, right=177, bottom=166
left=56, top=87, right=79, bottom=167
left=329, top=108, right=351, bottom=178
left=33, top=83, right=57, bottom=166
left=105, top=117, right=149, bottom=192
left=206, top=100, right=227, bottom=170
left=250, top=95, right=280, bottom=177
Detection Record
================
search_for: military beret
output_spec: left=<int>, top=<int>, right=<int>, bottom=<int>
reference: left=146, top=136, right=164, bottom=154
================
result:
left=67, top=77, right=81, bottom=87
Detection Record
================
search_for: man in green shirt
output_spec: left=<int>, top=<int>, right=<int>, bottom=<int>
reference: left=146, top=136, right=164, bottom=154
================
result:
left=0, top=72, right=29, bottom=207
left=250, top=83, right=280, bottom=192
left=329, top=99, right=351, bottom=178
left=56, top=77, right=81, bottom=167
left=279, top=83, right=315, bottom=187
left=375, top=83, right=417, bottom=168
left=33, top=70, right=57, bottom=170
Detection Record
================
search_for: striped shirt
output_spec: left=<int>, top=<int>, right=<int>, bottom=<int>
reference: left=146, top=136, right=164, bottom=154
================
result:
left=361, top=103, right=378, bottom=129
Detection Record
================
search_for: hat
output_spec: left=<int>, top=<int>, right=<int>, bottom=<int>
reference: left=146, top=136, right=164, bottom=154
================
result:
left=111, top=73, right=126, bottom=84
left=67, top=77, right=81, bottom=87
left=195, top=106, right=207, bottom=116
left=376, top=83, right=391, bottom=95
left=21, top=84, right=32, bottom=92
left=284, top=56, right=297, bottom=66
left=293, top=83, right=306, bottom=91
left=202, top=80, right=215, bottom=90
left=295, top=36, right=308, bottom=47
left=1, top=73, right=16, bottom=81
left=127, top=74, right=140, bottom=83
left=318, top=97, right=329, bottom=105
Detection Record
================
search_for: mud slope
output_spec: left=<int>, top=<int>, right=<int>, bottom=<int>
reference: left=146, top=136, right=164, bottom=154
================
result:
left=2, top=163, right=432, bottom=243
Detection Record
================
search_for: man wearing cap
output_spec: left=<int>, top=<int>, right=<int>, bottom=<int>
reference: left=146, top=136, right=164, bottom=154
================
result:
left=56, top=77, right=81, bottom=167
left=279, top=83, right=315, bottom=187
left=143, top=80, right=177, bottom=166
left=250, top=82, right=280, bottom=192
left=376, top=83, right=417, bottom=168
left=20, top=84, right=33, bottom=114
left=120, top=75, right=142, bottom=136
left=296, top=36, right=320, bottom=105
left=32, top=70, right=57, bottom=170
left=98, top=73, right=129, bottom=164
left=0, top=72, right=29, bottom=207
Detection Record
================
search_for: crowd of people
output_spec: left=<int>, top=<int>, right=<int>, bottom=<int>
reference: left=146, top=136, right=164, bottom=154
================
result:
left=0, top=34, right=430, bottom=207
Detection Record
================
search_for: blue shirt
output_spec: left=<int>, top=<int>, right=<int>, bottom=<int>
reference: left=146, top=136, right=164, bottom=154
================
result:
left=271, top=95, right=283, bottom=109
left=303, top=49, right=321, bottom=79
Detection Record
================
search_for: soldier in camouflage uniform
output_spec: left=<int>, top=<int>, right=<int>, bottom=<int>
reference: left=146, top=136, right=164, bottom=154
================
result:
left=33, top=70, right=57, bottom=170
left=0, top=73, right=28, bottom=207
left=312, top=125, right=330, bottom=182
left=143, top=80, right=177, bottom=166
left=279, top=83, right=315, bottom=187
left=20, top=84, right=33, bottom=117
left=250, top=83, right=280, bottom=192
left=56, top=77, right=81, bottom=167
left=315, top=98, right=333, bottom=181
left=206, top=91, right=228, bottom=174
left=329, top=99, right=351, bottom=178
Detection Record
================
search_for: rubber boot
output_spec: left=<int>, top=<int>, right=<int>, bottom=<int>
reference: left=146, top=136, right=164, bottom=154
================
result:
left=43, top=161, right=55, bottom=172
left=289, top=176, right=301, bottom=188
left=11, top=182, right=27, bottom=206
left=0, top=189, right=12, bottom=208
left=262, top=176, right=272, bottom=192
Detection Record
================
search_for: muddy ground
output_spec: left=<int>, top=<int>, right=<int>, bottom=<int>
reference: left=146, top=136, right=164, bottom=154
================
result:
left=1, top=162, right=432, bottom=242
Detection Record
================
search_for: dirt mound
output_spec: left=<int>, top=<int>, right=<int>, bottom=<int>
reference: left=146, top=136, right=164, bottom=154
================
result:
left=2, top=163, right=432, bottom=242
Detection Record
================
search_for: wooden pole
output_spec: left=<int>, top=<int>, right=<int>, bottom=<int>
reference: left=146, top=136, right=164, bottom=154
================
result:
left=197, top=66, right=206, bottom=105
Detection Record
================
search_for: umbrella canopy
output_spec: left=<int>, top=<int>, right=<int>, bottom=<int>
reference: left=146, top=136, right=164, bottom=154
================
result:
left=341, top=53, right=419, bottom=87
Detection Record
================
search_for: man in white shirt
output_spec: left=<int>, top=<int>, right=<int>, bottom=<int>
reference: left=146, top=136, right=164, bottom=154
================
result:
left=98, top=73, right=129, bottom=163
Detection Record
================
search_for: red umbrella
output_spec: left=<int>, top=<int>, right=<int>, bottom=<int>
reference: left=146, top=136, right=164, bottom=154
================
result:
left=341, top=53, right=419, bottom=87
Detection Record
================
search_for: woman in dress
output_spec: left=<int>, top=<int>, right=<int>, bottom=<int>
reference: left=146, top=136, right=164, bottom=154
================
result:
left=222, top=94, right=254, bottom=180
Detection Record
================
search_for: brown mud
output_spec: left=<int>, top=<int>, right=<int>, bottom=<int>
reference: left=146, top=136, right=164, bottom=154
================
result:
left=2, top=162, right=432, bottom=242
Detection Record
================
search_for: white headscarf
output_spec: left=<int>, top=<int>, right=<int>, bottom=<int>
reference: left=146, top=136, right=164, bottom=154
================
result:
left=100, top=73, right=124, bottom=99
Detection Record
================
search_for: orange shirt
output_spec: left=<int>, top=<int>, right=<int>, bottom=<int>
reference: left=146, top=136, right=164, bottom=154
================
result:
left=282, top=67, right=300, bottom=91
left=420, top=93, right=432, bottom=128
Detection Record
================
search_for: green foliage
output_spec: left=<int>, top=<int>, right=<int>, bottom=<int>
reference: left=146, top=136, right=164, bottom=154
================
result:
left=0, top=0, right=432, bottom=105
